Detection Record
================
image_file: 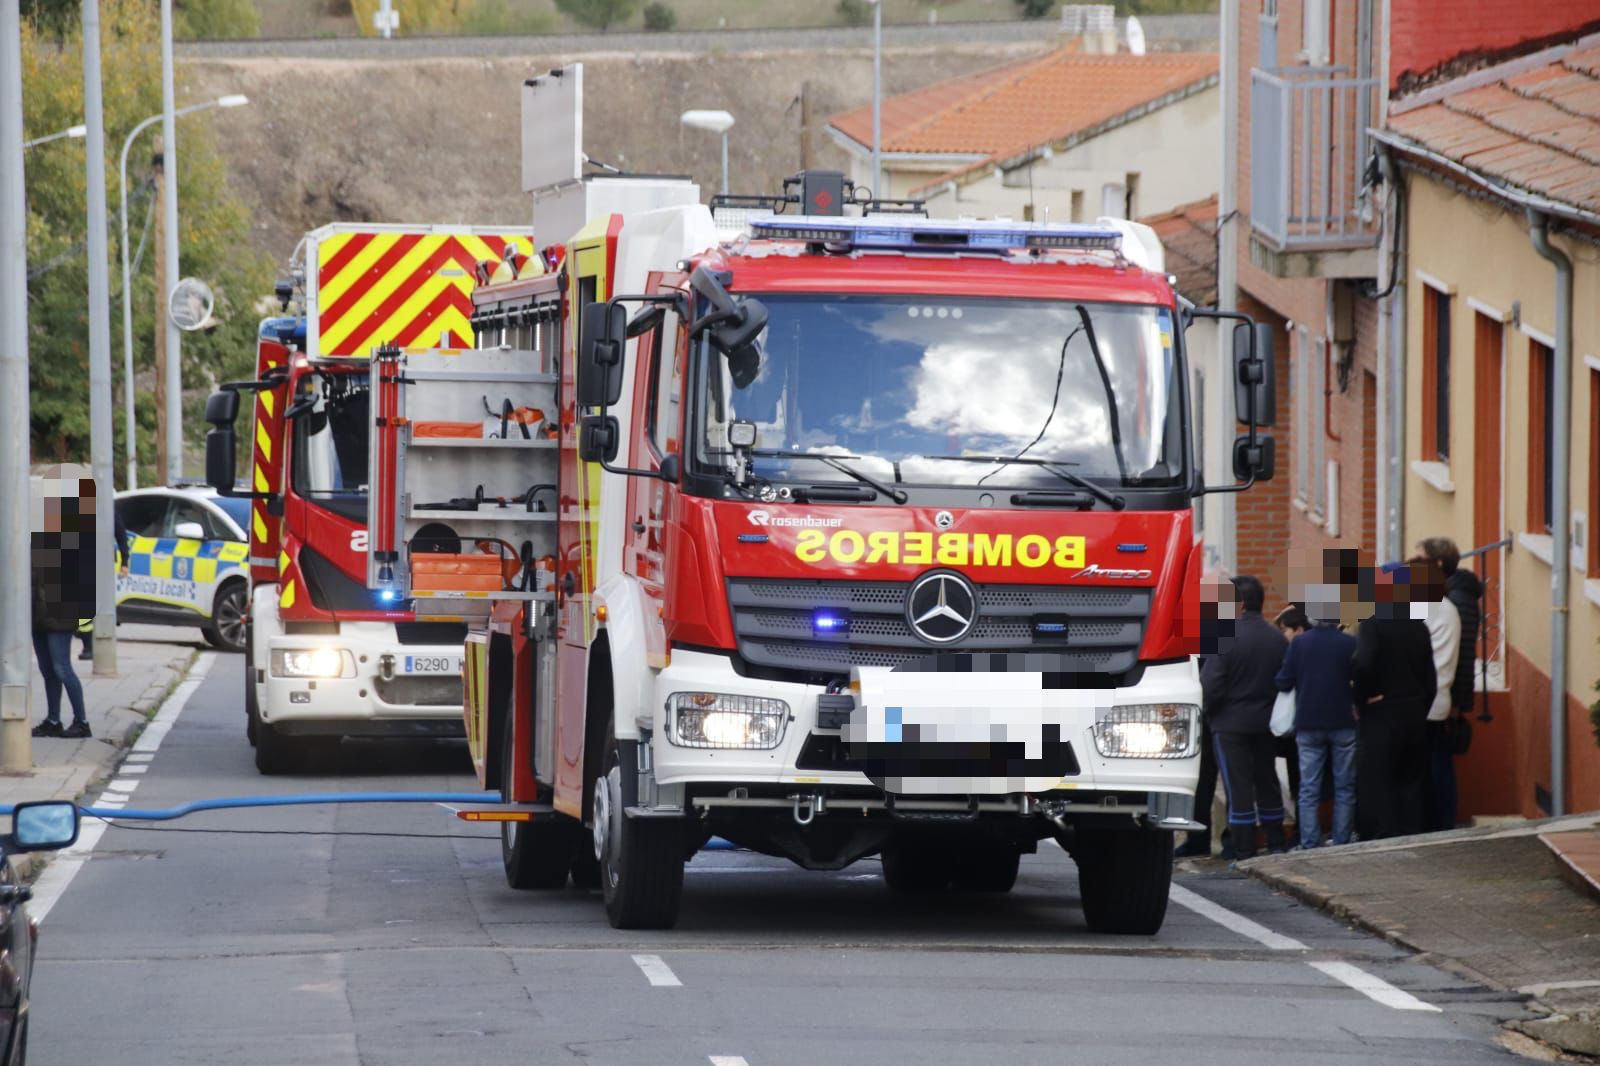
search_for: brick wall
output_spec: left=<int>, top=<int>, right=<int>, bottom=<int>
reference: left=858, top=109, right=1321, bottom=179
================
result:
left=1390, top=0, right=1600, bottom=90
left=1233, top=294, right=1293, bottom=612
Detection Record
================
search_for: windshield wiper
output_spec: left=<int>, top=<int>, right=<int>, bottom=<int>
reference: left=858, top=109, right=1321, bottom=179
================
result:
left=921, top=454, right=1125, bottom=510
left=1076, top=303, right=1129, bottom=483
left=749, top=449, right=908, bottom=504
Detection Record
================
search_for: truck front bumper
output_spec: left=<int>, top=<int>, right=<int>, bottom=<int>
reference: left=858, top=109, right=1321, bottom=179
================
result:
left=643, top=650, right=1201, bottom=815
left=254, top=615, right=464, bottom=737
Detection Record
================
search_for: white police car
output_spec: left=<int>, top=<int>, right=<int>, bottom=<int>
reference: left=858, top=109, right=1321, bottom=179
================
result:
left=116, top=486, right=251, bottom=652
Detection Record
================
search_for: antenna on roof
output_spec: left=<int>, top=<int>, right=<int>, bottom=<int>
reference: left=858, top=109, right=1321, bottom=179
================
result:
left=1125, top=15, right=1146, bottom=56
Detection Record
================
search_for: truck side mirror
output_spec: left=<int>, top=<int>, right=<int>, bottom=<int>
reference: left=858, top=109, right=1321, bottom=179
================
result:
left=579, top=414, right=620, bottom=464
left=203, top=388, right=240, bottom=495
left=1233, top=323, right=1277, bottom=427
left=578, top=302, right=627, bottom=408
left=1233, top=433, right=1276, bottom=482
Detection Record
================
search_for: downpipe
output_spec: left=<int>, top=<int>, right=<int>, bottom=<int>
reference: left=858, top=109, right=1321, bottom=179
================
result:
left=1527, top=209, right=1573, bottom=817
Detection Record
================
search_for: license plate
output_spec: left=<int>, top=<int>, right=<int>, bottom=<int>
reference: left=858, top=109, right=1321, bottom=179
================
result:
left=403, top=655, right=462, bottom=675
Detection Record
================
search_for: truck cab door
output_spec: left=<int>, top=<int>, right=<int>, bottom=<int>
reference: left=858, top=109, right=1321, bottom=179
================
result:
left=624, top=304, right=682, bottom=601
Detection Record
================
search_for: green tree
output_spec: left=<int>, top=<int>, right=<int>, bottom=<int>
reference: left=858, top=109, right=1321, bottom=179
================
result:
left=642, top=1, right=675, bottom=31
left=175, top=0, right=262, bottom=38
left=22, top=0, right=273, bottom=485
left=836, top=0, right=871, bottom=25
left=553, top=0, right=641, bottom=31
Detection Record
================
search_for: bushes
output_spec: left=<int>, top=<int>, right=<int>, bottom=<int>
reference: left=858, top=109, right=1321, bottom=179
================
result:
left=642, top=1, right=675, bottom=30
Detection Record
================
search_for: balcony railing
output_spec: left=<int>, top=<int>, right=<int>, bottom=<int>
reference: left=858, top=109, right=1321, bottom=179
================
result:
left=1250, top=66, right=1381, bottom=252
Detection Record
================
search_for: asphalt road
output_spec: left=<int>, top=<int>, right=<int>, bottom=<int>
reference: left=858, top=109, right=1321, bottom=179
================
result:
left=28, top=654, right=1531, bottom=1066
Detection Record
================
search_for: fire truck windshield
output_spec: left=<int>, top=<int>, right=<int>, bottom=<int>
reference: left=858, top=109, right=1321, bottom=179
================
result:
left=693, top=295, right=1185, bottom=494
left=290, top=373, right=369, bottom=509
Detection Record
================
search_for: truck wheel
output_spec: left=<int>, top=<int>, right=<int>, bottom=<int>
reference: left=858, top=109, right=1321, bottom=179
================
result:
left=880, top=842, right=953, bottom=894
left=254, top=719, right=302, bottom=775
left=500, top=723, right=574, bottom=891
left=202, top=581, right=248, bottom=653
left=568, top=843, right=601, bottom=891
left=1074, top=829, right=1174, bottom=935
left=950, top=843, right=1021, bottom=893
left=595, top=734, right=683, bottom=929
left=244, top=624, right=258, bottom=746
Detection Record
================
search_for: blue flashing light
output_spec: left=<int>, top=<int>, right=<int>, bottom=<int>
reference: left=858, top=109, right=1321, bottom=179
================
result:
left=379, top=589, right=399, bottom=603
left=812, top=609, right=850, bottom=635
left=748, top=215, right=1124, bottom=255
left=1034, top=622, right=1067, bottom=634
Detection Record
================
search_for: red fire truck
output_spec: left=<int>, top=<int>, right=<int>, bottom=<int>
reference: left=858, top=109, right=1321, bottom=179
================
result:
left=366, top=174, right=1275, bottom=932
left=202, top=224, right=533, bottom=774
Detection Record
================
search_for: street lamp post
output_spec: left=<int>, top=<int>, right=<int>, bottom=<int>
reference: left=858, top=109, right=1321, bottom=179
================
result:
left=119, top=95, right=248, bottom=490
left=23, top=124, right=86, bottom=149
left=160, top=0, right=181, bottom=487
left=869, top=0, right=882, bottom=197
left=680, top=110, right=736, bottom=196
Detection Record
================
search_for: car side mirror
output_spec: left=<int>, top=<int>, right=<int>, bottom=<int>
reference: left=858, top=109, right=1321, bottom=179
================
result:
left=578, top=302, right=627, bottom=408
left=1233, top=433, right=1276, bottom=482
left=6, top=800, right=80, bottom=852
left=1233, top=323, right=1277, bottom=427
left=174, top=521, right=206, bottom=541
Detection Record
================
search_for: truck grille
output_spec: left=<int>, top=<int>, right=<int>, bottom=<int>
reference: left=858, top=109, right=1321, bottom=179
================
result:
left=373, top=675, right=461, bottom=708
left=727, top=578, right=1150, bottom=677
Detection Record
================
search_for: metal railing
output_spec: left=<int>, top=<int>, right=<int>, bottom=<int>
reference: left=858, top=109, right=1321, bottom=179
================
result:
left=1249, top=65, right=1381, bottom=251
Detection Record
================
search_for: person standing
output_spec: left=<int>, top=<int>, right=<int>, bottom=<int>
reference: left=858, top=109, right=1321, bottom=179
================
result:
left=31, top=495, right=93, bottom=739
left=1272, top=604, right=1309, bottom=806
left=1275, top=611, right=1359, bottom=848
left=1352, top=564, right=1436, bottom=839
left=1413, top=553, right=1461, bottom=831
left=1421, top=537, right=1482, bottom=828
left=1201, top=575, right=1289, bottom=860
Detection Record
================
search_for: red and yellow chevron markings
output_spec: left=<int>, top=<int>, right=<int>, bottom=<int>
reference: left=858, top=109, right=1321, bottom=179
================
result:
left=317, top=231, right=534, bottom=356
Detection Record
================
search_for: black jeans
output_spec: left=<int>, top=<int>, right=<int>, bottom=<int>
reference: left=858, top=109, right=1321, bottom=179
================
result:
left=1356, top=702, right=1429, bottom=839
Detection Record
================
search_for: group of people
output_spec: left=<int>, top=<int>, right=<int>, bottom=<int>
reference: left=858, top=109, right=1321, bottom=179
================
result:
left=1180, top=538, right=1483, bottom=860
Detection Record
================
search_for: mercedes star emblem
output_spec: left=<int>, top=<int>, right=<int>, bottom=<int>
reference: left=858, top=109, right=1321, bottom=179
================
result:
left=905, top=570, right=978, bottom=645
left=934, top=510, right=954, bottom=529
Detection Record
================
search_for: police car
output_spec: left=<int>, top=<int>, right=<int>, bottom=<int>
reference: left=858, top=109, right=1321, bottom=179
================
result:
left=116, top=485, right=251, bottom=653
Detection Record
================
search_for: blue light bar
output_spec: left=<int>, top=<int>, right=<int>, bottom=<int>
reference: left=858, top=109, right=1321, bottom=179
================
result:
left=748, top=215, right=1124, bottom=254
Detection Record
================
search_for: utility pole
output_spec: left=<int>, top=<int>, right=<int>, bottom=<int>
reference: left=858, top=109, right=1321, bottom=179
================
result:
left=1, top=0, right=35, bottom=770
left=152, top=136, right=168, bottom=481
left=83, top=0, right=119, bottom=675
left=160, top=0, right=181, bottom=486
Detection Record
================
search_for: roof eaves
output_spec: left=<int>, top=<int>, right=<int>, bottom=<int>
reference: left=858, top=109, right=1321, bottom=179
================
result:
left=1390, top=30, right=1600, bottom=116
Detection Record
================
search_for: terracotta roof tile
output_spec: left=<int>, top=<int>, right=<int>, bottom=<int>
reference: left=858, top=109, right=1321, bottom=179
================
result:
left=830, top=49, right=1218, bottom=161
left=1138, top=194, right=1218, bottom=306
left=1387, top=38, right=1600, bottom=214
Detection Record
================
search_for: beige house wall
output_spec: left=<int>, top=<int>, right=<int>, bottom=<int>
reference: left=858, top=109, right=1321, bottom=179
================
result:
left=1402, top=172, right=1600, bottom=707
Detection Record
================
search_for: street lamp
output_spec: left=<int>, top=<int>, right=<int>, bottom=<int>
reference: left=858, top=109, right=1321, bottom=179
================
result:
left=119, top=94, right=248, bottom=490
left=23, top=124, right=85, bottom=149
left=867, top=0, right=882, bottom=198
left=681, top=109, right=735, bottom=196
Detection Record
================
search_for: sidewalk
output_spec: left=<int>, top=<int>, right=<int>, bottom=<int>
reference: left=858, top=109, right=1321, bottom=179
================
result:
left=3, top=624, right=202, bottom=861
left=1241, top=813, right=1600, bottom=1059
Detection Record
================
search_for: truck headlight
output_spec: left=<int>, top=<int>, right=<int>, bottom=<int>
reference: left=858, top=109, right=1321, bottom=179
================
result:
left=666, top=693, right=789, bottom=750
left=271, top=648, right=354, bottom=679
left=1093, top=703, right=1198, bottom=759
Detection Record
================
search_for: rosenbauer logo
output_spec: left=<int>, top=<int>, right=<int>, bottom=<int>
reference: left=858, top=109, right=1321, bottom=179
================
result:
left=747, top=510, right=843, bottom=529
left=1072, top=563, right=1153, bottom=581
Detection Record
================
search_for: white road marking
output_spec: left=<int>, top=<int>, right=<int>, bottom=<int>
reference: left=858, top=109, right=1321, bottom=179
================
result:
left=1309, top=960, right=1443, bottom=1013
left=1168, top=883, right=1309, bottom=951
left=124, top=752, right=153, bottom=762
left=26, top=653, right=215, bottom=925
left=119, top=763, right=148, bottom=774
left=1169, top=883, right=1440, bottom=1013
left=631, top=954, right=683, bottom=987
left=709, top=1058, right=750, bottom=1066
left=108, top=779, right=139, bottom=792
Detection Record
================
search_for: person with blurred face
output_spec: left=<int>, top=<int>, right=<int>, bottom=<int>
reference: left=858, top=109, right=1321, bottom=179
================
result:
left=1201, top=575, right=1289, bottom=860
left=1419, top=537, right=1479, bottom=831
left=31, top=494, right=92, bottom=739
left=1352, top=562, right=1437, bottom=839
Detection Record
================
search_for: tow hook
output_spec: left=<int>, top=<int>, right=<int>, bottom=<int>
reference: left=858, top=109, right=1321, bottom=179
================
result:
left=378, top=653, right=396, bottom=682
left=791, top=793, right=824, bottom=826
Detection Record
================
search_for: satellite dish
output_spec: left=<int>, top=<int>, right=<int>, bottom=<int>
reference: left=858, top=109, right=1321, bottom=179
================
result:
left=168, top=277, right=215, bottom=332
left=1125, top=15, right=1147, bottom=56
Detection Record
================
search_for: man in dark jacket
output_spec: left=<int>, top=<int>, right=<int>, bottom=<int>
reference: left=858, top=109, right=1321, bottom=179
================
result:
left=1275, top=614, right=1358, bottom=848
left=1420, top=537, right=1482, bottom=831
left=1352, top=564, right=1437, bottom=839
left=31, top=495, right=94, bottom=738
left=1200, top=575, right=1288, bottom=859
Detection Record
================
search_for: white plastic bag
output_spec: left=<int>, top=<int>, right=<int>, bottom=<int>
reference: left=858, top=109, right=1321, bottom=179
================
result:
left=1270, top=690, right=1296, bottom=737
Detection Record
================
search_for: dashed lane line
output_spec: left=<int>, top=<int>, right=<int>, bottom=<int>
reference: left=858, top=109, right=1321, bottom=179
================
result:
left=1308, top=960, right=1443, bottom=1013
left=632, top=954, right=683, bottom=987
left=26, top=652, right=216, bottom=925
left=708, top=1058, right=750, bottom=1066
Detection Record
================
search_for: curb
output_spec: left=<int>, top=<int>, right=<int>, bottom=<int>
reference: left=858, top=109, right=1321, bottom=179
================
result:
left=11, top=648, right=201, bottom=884
left=1241, top=860, right=1600, bottom=1061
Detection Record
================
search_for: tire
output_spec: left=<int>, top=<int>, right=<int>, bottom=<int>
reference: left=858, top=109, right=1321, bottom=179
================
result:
left=202, top=581, right=248, bottom=653
left=500, top=715, right=575, bottom=890
left=880, top=841, right=953, bottom=894
left=254, top=717, right=303, bottom=775
left=595, top=730, right=684, bottom=929
left=950, top=843, right=1021, bottom=893
left=244, top=623, right=259, bottom=747
left=1074, top=829, right=1174, bottom=935
left=568, top=840, right=601, bottom=891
